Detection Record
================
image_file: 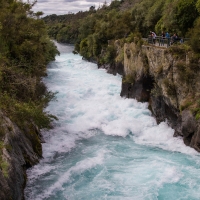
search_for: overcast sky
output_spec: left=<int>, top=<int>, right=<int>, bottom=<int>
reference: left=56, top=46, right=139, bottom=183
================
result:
left=30, top=0, right=111, bottom=16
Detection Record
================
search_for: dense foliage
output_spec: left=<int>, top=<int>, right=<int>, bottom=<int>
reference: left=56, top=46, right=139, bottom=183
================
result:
left=44, top=0, right=200, bottom=62
left=43, top=10, right=94, bottom=44
left=0, top=0, right=59, bottom=131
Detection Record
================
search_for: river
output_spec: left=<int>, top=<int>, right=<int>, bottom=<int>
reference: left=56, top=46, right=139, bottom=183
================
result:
left=25, top=43, right=200, bottom=200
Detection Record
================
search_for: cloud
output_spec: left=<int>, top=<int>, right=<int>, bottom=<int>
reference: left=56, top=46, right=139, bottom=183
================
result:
left=31, top=0, right=111, bottom=16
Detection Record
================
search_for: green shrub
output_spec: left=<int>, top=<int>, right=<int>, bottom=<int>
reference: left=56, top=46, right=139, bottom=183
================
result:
left=0, top=92, right=57, bottom=129
left=0, top=142, right=9, bottom=178
left=115, top=50, right=124, bottom=63
left=126, top=32, right=143, bottom=47
left=188, top=99, right=200, bottom=120
left=163, top=78, right=176, bottom=96
left=126, top=33, right=135, bottom=43
left=141, top=52, right=149, bottom=75
left=187, top=17, right=200, bottom=54
left=180, top=100, right=193, bottom=112
left=151, top=83, right=162, bottom=97
left=122, top=74, right=135, bottom=84
left=196, top=112, right=200, bottom=120
left=0, top=0, right=59, bottom=136
left=176, top=61, right=196, bottom=85
left=166, top=45, right=186, bottom=59
left=0, top=159, right=9, bottom=178
left=100, top=44, right=116, bottom=64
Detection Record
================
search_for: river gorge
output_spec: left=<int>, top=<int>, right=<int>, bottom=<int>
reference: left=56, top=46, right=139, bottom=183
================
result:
left=24, top=43, right=200, bottom=200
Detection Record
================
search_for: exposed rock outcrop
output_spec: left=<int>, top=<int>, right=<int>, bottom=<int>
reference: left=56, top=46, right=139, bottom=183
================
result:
left=98, top=40, right=125, bottom=76
left=0, top=111, right=42, bottom=200
left=99, top=39, right=200, bottom=151
left=122, top=41, right=200, bottom=151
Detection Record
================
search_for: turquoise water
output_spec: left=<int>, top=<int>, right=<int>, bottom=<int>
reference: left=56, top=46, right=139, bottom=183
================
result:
left=25, top=43, right=200, bottom=200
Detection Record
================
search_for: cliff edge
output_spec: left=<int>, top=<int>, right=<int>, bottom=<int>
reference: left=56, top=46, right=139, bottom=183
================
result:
left=100, top=40, right=200, bottom=152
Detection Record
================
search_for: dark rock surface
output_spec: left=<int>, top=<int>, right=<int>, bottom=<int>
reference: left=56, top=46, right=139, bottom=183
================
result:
left=98, top=61, right=124, bottom=76
left=121, top=76, right=154, bottom=102
left=181, top=110, right=197, bottom=146
left=0, top=111, right=42, bottom=200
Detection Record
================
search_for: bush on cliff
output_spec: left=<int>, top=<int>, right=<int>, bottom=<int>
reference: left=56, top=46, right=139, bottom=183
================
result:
left=99, top=43, right=116, bottom=65
left=0, top=0, right=59, bottom=130
left=187, top=17, right=200, bottom=54
left=0, top=0, right=59, bottom=181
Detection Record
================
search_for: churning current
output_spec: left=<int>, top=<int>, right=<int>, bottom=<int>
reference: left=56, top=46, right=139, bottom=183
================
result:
left=25, top=43, right=200, bottom=200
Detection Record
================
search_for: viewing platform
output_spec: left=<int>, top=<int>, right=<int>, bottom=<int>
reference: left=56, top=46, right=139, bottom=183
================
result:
left=143, top=36, right=189, bottom=48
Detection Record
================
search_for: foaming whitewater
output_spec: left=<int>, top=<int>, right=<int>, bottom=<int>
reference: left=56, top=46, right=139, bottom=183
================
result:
left=25, top=43, right=200, bottom=200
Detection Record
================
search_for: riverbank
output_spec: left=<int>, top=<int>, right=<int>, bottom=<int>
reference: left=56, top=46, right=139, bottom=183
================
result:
left=24, top=43, right=200, bottom=199
left=98, top=39, right=200, bottom=152
left=0, top=2, right=58, bottom=198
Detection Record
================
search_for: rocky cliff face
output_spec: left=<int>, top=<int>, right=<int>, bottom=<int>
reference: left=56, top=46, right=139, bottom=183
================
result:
left=123, top=41, right=200, bottom=151
left=100, top=40, right=200, bottom=152
left=98, top=40, right=125, bottom=76
left=0, top=111, right=42, bottom=200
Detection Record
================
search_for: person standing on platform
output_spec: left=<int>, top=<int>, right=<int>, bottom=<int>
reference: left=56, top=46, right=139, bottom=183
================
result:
left=150, top=31, right=157, bottom=44
left=161, top=31, right=165, bottom=46
left=165, top=32, right=170, bottom=46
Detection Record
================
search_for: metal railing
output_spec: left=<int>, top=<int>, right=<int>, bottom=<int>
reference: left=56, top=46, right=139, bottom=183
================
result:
left=146, top=35, right=190, bottom=47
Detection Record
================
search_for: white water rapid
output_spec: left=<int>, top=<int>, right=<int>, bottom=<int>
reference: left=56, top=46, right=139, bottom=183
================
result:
left=25, top=43, right=200, bottom=200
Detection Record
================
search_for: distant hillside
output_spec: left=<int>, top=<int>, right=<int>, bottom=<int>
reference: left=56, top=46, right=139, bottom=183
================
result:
left=43, top=0, right=200, bottom=58
left=42, top=8, right=95, bottom=43
left=43, top=0, right=141, bottom=44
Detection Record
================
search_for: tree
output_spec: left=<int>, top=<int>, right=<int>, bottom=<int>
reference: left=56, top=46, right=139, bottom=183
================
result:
left=0, top=0, right=59, bottom=128
left=89, top=5, right=95, bottom=12
left=175, top=0, right=198, bottom=36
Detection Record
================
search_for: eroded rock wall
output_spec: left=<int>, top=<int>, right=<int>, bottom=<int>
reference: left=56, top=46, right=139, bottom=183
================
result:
left=121, top=42, right=200, bottom=151
left=98, top=40, right=125, bottom=76
left=0, top=111, right=42, bottom=200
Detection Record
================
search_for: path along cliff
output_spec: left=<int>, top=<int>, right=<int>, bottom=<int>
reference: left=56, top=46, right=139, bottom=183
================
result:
left=99, top=39, right=200, bottom=152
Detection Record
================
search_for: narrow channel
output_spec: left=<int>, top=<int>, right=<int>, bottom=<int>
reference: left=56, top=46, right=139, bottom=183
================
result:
left=25, top=43, right=200, bottom=200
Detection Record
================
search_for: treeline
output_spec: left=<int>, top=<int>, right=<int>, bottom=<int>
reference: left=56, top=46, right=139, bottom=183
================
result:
left=44, top=0, right=200, bottom=62
left=43, top=9, right=95, bottom=44
left=0, top=0, right=58, bottom=132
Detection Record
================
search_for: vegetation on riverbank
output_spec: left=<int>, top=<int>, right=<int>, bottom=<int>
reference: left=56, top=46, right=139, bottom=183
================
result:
left=0, top=0, right=58, bottom=129
left=44, top=0, right=200, bottom=114
left=0, top=0, right=58, bottom=175
left=44, top=0, right=200, bottom=61
left=43, top=0, right=200, bottom=150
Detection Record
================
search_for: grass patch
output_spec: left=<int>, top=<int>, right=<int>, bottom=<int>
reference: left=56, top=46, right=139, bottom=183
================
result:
left=99, top=44, right=116, bottom=65
left=151, top=83, right=162, bottom=97
left=125, top=32, right=143, bottom=46
left=0, top=141, right=9, bottom=178
left=165, top=45, right=186, bottom=59
left=195, top=111, right=200, bottom=120
left=0, top=92, right=57, bottom=129
left=175, top=61, right=196, bottom=85
left=115, top=49, right=124, bottom=63
left=0, top=159, right=9, bottom=178
left=141, top=52, right=149, bottom=75
left=157, top=65, right=163, bottom=75
left=192, top=100, right=200, bottom=120
left=122, top=74, right=135, bottom=84
left=180, top=101, right=193, bottom=112
left=163, top=78, right=176, bottom=97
